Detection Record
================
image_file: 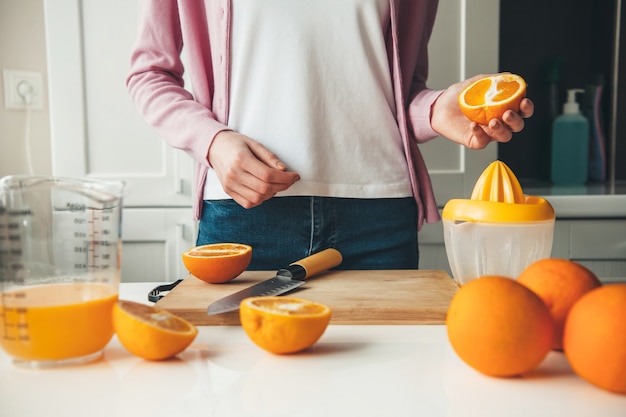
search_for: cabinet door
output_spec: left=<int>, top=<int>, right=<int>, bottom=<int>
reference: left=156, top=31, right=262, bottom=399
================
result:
left=422, top=0, right=499, bottom=204
left=43, top=0, right=193, bottom=207
left=122, top=209, right=196, bottom=283
left=418, top=0, right=499, bottom=271
left=44, top=0, right=196, bottom=282
left=565, top=220, right=626, bottom=282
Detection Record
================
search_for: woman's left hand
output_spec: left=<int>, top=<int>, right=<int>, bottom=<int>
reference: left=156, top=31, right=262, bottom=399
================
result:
left=430, top=74, right=534, bottom=150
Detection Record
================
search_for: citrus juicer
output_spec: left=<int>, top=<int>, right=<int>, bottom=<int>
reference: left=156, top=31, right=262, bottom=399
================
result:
left=442, top=161, right=555, bottom=286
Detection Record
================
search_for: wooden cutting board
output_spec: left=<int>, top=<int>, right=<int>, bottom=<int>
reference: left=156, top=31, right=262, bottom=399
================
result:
left=155, top=270, right=459, bottom=325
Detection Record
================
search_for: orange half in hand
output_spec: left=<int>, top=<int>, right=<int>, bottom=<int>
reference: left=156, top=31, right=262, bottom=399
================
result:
left=458, top=73, right=527, bottom=125
left=182, top=243, right=252, bottom=283
left=113, top=300, right=198, bottom=361
left=240, top=296, right=331, bottom=354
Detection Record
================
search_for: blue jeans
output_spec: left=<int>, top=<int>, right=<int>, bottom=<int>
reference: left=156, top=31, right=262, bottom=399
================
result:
left=197, top=196, right=419, bottom=270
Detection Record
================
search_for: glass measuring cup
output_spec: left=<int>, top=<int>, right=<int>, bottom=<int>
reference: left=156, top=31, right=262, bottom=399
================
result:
left=0, top=176, right=124, bottom=367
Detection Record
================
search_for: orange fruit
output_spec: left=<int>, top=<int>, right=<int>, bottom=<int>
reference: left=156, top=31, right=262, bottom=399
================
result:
left=240, top=296, right=331, bottom=354
left=113, top=300, right=198, bottom=361
left=563, top=284, right=626, bottom=394
left=458, top=73, right=527, bottom=125
left=182, top=243, right=252, bottom=283
left=446, top=276, right=553, bottom=377
left=517, top=258, right=601, bottom=350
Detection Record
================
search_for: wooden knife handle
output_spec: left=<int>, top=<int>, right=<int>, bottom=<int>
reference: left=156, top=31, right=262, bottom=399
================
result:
left=291, top=248, right=343, bottom=278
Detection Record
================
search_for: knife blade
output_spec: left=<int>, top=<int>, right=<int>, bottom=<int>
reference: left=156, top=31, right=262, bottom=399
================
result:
left=206, top=248, right=342, bottom=315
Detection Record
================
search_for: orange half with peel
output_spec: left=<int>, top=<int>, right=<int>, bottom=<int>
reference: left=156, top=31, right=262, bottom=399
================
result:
left=182, top=243, right=252, bottom=283
left=113, top=300, right=198, bottom=361
left=458, top=73, right=527, bottom=125
left=240, top=296, right=331, bottom=354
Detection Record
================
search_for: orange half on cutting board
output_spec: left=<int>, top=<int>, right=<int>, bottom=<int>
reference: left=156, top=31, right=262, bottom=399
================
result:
left=182, top=243, right=252, bottom=283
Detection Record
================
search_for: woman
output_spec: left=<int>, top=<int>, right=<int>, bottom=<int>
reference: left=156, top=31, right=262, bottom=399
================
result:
left=127, top=0, right=534, bottom=269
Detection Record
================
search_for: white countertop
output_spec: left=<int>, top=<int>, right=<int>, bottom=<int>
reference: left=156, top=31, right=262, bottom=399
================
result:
left=2, top=282, right=625, bottom=417
left=528, top=182, right=626, bottom=218
left=543, top=194, right=626, bottom=218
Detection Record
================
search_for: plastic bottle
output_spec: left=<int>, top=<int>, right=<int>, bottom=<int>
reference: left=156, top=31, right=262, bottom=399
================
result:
left=545, top=57, right=563, bottom=121
left=542, top=57, right=563, bottom=181
left=585, top=75, right=607, bottom=182
left=550, top=89, right=589, bottom=186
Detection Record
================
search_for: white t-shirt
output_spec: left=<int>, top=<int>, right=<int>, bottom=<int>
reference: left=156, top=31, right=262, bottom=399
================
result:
left=203, top=0, right=412, bottom=200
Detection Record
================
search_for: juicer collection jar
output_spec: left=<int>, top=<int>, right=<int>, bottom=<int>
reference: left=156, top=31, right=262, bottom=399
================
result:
left=442, top=161, right=555, bottom=286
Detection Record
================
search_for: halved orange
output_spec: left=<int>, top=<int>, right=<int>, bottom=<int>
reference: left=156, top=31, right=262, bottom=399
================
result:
left=458, top=73, right=527, bottom=125
left=182, top=243, right=252, bottom=283
left=113, top=300, right=198, bottom=361
left=240, top=297, right=331, bottom=354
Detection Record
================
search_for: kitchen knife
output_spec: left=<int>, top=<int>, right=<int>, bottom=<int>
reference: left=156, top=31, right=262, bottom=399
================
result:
left=206, top=248, right=342, bottom=315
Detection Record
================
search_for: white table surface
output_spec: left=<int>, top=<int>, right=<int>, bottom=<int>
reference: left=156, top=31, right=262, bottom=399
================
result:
left=1, top=282, right=625, bottom=417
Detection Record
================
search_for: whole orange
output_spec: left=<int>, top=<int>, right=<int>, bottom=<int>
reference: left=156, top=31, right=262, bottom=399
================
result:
left=240, top=296, right=331, bottom=354
left=517, top=258, right=601, bottom=350
left=446, top=276, right=553, bottom=377
left=182, top=243, right=252, bottom=283
left=458, top=73, right=527, bottom=125
left=563, top=284, right=626, bottom=394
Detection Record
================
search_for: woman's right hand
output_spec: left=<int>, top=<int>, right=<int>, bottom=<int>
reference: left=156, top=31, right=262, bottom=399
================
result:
left=207, top=131, right=301, bottom=208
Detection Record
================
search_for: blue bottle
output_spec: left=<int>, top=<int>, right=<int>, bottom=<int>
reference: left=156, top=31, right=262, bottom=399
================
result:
left=550, top=89, right=589, bottom=186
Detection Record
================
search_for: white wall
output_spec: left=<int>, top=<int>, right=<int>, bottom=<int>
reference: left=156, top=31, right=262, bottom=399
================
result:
left=0, top=0, right=51, bottom=177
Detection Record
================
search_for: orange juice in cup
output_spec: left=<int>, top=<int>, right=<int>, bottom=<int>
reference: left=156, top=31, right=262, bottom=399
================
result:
left=0, top=283, right=118, bottom=364
left=0, top=176, right=124, bottom=367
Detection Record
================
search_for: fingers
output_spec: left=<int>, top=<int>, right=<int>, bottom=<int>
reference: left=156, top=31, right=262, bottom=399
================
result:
left=481, top=97, right=535, bottom=143
left=467, top=119, right=514, bottom=149
left=223, top=171, right=300, bottom=208
left=209, top=132, right=300, bottom=209
left=519, top=98, right=534, bottom=118
left=246, top=138, right=288, bottom=171
left=221, top=157, right=300, bottom=208
left=467, top=123, right=492, bottom=149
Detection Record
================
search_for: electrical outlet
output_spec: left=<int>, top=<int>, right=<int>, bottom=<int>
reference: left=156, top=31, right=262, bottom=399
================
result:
left=3, top=69, right=44, bottom=110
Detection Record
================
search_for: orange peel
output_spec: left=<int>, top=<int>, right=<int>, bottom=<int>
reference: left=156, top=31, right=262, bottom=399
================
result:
left=182, top=243, right=252, bottom=283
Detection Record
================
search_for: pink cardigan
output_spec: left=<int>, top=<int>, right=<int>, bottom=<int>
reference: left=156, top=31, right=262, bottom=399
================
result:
left=127, top=0, right=442, bottom=229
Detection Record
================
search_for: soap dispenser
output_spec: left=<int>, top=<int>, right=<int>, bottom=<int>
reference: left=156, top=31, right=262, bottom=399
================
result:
left=550, top=89, right=589, bottom=186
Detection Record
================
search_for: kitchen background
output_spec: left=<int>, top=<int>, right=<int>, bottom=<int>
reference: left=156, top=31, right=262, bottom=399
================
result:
left=499, top=0, right=626, bottom=186
left=1, top=0, right=625, bottom=283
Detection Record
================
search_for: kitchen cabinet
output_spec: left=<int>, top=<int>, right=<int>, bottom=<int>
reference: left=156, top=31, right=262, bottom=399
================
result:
left=44, top=0, right=196, bottom=282
left=419, top=0, right=501, bottom=204
left=553, top=219, right=626, bottom=282
left=122, top=209, right=196, bottom=282
left=44, top=0, right=500, bottom=282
